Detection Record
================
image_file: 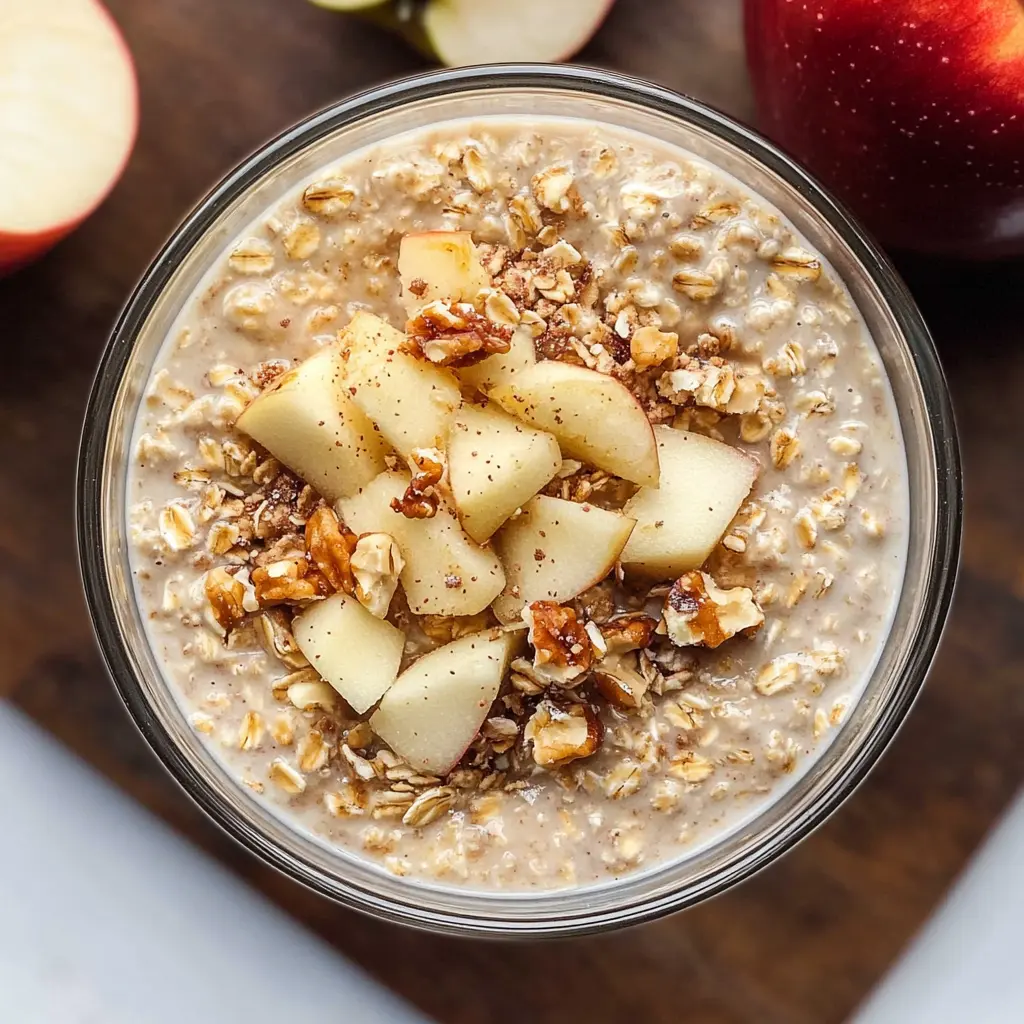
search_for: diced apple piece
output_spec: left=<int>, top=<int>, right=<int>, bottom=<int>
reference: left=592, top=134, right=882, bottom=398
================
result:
left=292, top=593, right=404, bottom=714
left=235, top=341, right=387, bottom=501
left=621, top=426, right=758, bottom=577
left=338, top=471, right=505, bottom=616
left=493, top=495, right=635, bottom=622
left=398, top=230, right=490, bottom=311
left=342, top=310, right=461, bottom=454
left=447, top=401, right=561, bottom=543
left=457, top=327, right=536, bottom=392
left=370, top=629, right=514, bottom=774
left=490, top=361, right=659, bottom=486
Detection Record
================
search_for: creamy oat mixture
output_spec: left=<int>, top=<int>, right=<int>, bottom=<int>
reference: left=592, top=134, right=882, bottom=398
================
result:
left=127, top=118, right=907, bottom=889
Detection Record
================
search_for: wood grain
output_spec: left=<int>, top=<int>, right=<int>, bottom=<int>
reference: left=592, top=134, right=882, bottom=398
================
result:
left=1, top=1, right=1021, bottom=1021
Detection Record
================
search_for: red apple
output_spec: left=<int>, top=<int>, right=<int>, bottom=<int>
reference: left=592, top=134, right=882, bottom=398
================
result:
left=745, top=0, right=1024, bottom=257
left=0, top=0, right=138, bottom=274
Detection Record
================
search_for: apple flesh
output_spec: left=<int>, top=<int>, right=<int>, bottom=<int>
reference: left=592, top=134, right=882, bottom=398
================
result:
left=490, top=361, right=660, bottom=487
left=456, top=327, right=537, bottom=393
left=235, top=341, right=387, bottom=501
left=0, top=0, right=137, bottom=273
left=745, top=0, right=1024, bottom=257
left=292, top=593, right=405, bottom=714
left=447, top=401, right=562, bottom=543
left=493, top=495, right=636, bottom=623
left=342, top=311, right=461, bottom=455
left=309, top=0, right=614, bottom=66
left=370, top=629, right=514, bottom=774
left=337, top=471, right=505, bottom=616
left=421, top=0, right=615, bottom=66
left=398, top=231, right=490, bottom=311
left=621, top=426, right=757, bottom=578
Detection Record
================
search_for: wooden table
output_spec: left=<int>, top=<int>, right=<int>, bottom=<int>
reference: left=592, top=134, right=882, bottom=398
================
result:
left=2, top=1, right=1021, bottom=1021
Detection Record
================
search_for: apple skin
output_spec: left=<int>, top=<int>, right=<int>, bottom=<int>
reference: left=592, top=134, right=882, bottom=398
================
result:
left=0, top=0, right=139, bottom=275
left=745, top=0, right=1024, bottom=257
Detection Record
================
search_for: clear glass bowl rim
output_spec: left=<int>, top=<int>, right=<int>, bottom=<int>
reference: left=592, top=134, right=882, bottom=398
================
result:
left=77, top=63, right=962, bottom=937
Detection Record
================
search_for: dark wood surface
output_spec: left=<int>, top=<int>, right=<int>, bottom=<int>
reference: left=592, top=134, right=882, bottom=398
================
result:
left=2, top=1, right=1022, bottom=1021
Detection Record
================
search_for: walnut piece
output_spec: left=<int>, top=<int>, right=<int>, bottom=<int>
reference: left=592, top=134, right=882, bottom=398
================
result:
left=592, top=657, right=650, bottom=711
left=405, top=300, right=512, bottom=367
left=349, top=533, right=405, bottom=617
left=630, top=326, right=679, bottom=369
left=523, top=601, right=595, bottom=686
left=390, top=448, right=445, bottom=520
left=525, top=700, right=602, bottom=766
left=251, top=558, right=329, bottom=607
left=599, top=613, right=659, bottom=655
left=420, top=610, right=495, bottom=645
left=204, top=567, right=247, bottom=633
left=305, top=506, right=357, bottom=593
left=663, top=571, right=764, bottom=649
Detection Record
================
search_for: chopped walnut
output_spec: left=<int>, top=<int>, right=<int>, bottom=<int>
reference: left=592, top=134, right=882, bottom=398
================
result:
left=592, top=657, right=650, bottom=710
left=405, top=300, right=512, bottom=367
left=599, top=614, right=659, bottom=654
left=256, top=609, right=310, bottom=669
left=204, top=567, right=247, bottom=633
left=349, top=533, right=405, bottom=617
left=630, top=325, right=679, bottom=369
left=304, top=506, right=357, bottom=593
left=523, top=601, right=595, bottom=686
left=525, top=700, right=602, bottom=766
left=663, top=571, right=764, bottom=649
left=251, top=558, right=329, bottom=607
left=390, top=448, right=445, bottom=520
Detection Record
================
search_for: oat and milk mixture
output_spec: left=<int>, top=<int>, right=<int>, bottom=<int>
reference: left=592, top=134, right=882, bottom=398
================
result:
left=128, top=118, right=907, bottom=888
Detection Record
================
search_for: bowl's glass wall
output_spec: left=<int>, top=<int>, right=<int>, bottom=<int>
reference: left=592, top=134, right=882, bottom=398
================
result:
left=80, top=67, right=960, bottom=936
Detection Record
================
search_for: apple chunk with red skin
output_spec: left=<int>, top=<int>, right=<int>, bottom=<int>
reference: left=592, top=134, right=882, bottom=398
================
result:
left=398, top=231, right=490, bottom=311
left=0, top=0, right=137, bottom=272
left=493, top=495, right=636, bottom=623
left=370, top=629, right=515, bottom=775
left=292, top=593, right=404, bottom=714
left=745, top=0, right=1024, bottom=257
left=621, top=426, right=757, bottom=578
left=490, top=361, right=660, bottom=487
left=235, top=341, right=388, bottom=501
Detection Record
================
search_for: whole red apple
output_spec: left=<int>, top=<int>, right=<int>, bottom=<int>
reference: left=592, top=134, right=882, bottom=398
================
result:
left=745, top=0, right=1024, bottom=257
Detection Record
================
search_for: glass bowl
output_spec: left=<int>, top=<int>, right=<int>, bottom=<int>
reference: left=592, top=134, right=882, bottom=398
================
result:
left=77, top=64, right=961, bottom=937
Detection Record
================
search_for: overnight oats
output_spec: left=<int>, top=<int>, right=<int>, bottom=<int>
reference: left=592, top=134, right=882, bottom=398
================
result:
left=125, top=117, right=908, bottom=890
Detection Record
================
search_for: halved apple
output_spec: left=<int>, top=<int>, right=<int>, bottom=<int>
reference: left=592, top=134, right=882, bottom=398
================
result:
left=310, top=0, right=613, bottom=68
left=398, top=230, right=490, bottom=311
left=342, top=310, right=461, bottom=455
left=447, top=401, right=562, bottom=543
left=370, top=629, right=514, bottom=774
left=490, top=361, right=660, bottom=486
left=235, top=341, right=387, bottom=501
left=0, top=0, right=138, bottom=273
left=338, top=471, right=505, bottom=616
left=457, top=327, right=537, bottom=393
left=292, top=592, right=404, bottom=714
left=493, top=495, right=636, bottom=622
left=621, top=426, right=758, bottom=577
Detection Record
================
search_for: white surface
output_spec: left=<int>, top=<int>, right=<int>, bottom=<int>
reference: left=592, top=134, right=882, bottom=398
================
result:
left=0, top=702, right=430, bottom=1024
left=853, top=789, right=1024, bottom=1023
